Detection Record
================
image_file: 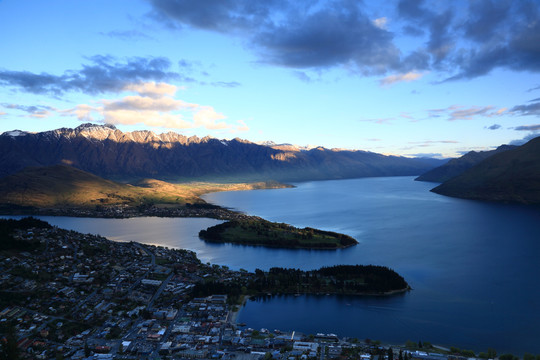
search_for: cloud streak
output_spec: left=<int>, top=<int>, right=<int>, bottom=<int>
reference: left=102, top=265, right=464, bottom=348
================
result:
left=380, top=71, right=424, bottom=86
left=429, top=105, right=506, bottom=121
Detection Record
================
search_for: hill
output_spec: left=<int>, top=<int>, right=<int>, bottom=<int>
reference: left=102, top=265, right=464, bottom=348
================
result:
left=415, top=145, right=515, bottom=183
left=0, top=124, right=443, bottom=182
left=431, top=137, right=540, bottom=204
left=0, top=165, right=289, bottom=209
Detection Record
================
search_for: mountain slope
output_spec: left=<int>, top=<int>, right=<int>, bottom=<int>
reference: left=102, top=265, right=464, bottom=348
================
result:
left=415, top=145, right=515, bottom=183
left=0, top=165, right=289, bottom=208
left=431, top=137, right=540, bottom=204
left=0, top=124, right=443, bottom=182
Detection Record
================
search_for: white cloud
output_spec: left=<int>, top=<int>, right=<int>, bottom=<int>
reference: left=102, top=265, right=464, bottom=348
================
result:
left=372, top=17, right=388, bottom=29
left=123, top=82, right=177, bottom=98
left=67, top=81, right=247, bottom=132
left=380, top=71, right=424, bottom=86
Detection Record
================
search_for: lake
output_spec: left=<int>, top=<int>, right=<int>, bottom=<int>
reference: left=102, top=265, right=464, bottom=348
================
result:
left=6, top=176, right=540, bottom=354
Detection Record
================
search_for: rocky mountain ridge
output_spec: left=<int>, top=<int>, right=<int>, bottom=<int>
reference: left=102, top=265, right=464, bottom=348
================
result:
left=0, top=124, right=443, bottom=182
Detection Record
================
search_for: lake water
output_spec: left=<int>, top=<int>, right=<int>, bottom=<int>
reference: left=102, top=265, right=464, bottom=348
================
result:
left=5, top=176, right=540, bottom=354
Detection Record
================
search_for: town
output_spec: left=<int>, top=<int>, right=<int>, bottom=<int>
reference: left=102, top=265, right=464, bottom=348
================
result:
left=0, top=219, right=527, bottom=360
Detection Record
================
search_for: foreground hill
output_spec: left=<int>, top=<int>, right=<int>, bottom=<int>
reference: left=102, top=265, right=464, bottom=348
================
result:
left=415, top=145, right=515, bottom=183
left=0, top=124, right=443, bottom=182
left=0, top=164, right=288, bottom=208
left=432, top=137, right=540, bottom=204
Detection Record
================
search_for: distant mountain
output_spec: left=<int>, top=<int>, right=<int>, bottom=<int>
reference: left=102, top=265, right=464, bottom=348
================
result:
left=0, top=124, right=443, bottom=182
left=431, top=137, right=540, bottom=204
left=415, top=145, right=516, bottom=183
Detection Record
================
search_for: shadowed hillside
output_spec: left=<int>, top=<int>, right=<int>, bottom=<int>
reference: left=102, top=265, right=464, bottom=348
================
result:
left=0, top=165, right=290, bottom=208
left=416, top=145, right=515, bottom=183
left=431, top=137, right=540, bottom=204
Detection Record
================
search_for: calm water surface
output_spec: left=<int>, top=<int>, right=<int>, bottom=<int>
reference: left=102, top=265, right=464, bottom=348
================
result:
left=203, top=177, right=540, bottom=354
left=6, top=177, right=540, bottom=353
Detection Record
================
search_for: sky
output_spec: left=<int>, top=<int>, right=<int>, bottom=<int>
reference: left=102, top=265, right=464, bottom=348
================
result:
left=1, top=0, right=540, bottom=158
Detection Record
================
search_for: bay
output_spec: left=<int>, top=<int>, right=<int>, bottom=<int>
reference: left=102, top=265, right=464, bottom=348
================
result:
left=203, top=176, right=540, bottom=354
left=5, top=176, right=540, bottom=354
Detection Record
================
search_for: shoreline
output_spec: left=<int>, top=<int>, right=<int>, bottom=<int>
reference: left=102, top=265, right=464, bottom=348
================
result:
left=228, top=295, right=251, bottom=325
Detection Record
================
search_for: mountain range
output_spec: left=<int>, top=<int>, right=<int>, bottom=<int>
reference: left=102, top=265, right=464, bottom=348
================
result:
left=415, top=145, right=516, bottom=183
left=0, top=123, right=443, bottom=182
left=429, top=136, right=540, bottom=204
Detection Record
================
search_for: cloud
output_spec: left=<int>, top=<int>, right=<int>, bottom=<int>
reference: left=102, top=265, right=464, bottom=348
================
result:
left=207, top=81, right=241, bottom=88
left=510, top=100, right=540, bottom=117
left=372, top=17, right=388, bottom=30
left=429, top=105, right=506, bottom=121
left=407, top=152, right=444, bottom=158
left=380, top=71, right=424, bottom=86
left=2, top=103, right=55, bottom=118
left=67, top=81, right=247, bottom=132
left=514, top=124, right=540, bottom=131
left=407, top=140, right=459, bottom=149
left=148, top=0, right=540, bottom=81
left=123, top=82, right=177, bottom=98
left=509, top=132, right=540, bottom=146
left=0, top=56, right=179, bottom=96
left=486, top=124, right=501, bottom=130
left=100, top=30, right=154, bottom=41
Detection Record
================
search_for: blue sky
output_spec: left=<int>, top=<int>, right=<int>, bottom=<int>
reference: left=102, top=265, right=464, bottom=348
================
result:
left=1, top=0, right=539, bottom=158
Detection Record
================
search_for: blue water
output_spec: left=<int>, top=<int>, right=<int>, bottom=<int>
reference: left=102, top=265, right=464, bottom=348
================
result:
left=5, top=177, right=540, bottom=353
left=203, top=177, right=540, bottom=354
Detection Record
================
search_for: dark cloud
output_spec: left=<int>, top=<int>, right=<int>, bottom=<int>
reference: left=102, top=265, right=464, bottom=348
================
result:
left=149, top=0, right=279, bottom=33
left=464, top=1, right=511, bottom=43
left=292, top=71, right=312, bottom=83
left=254, top=4, right=400, bottom=73
left=150, top=0, right=406, bottom=74
left=100, top=30, right=154, bottom=41
left=148, top=0, right=540, bottom=80
left=486, top=124, right=501, bottom=130
left=2, top=103, right=54, bottom=118
left=511, top=101, right=540, bottom=117
left=0, top=56, right=179, bottom=96
left=514, top=124, right=540, bottom=131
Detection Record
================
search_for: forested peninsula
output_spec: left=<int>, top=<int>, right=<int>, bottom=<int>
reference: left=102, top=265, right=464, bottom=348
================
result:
left=198, top=219, right=358, bottom=249
left=193, top=265, right=410, bottom=301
